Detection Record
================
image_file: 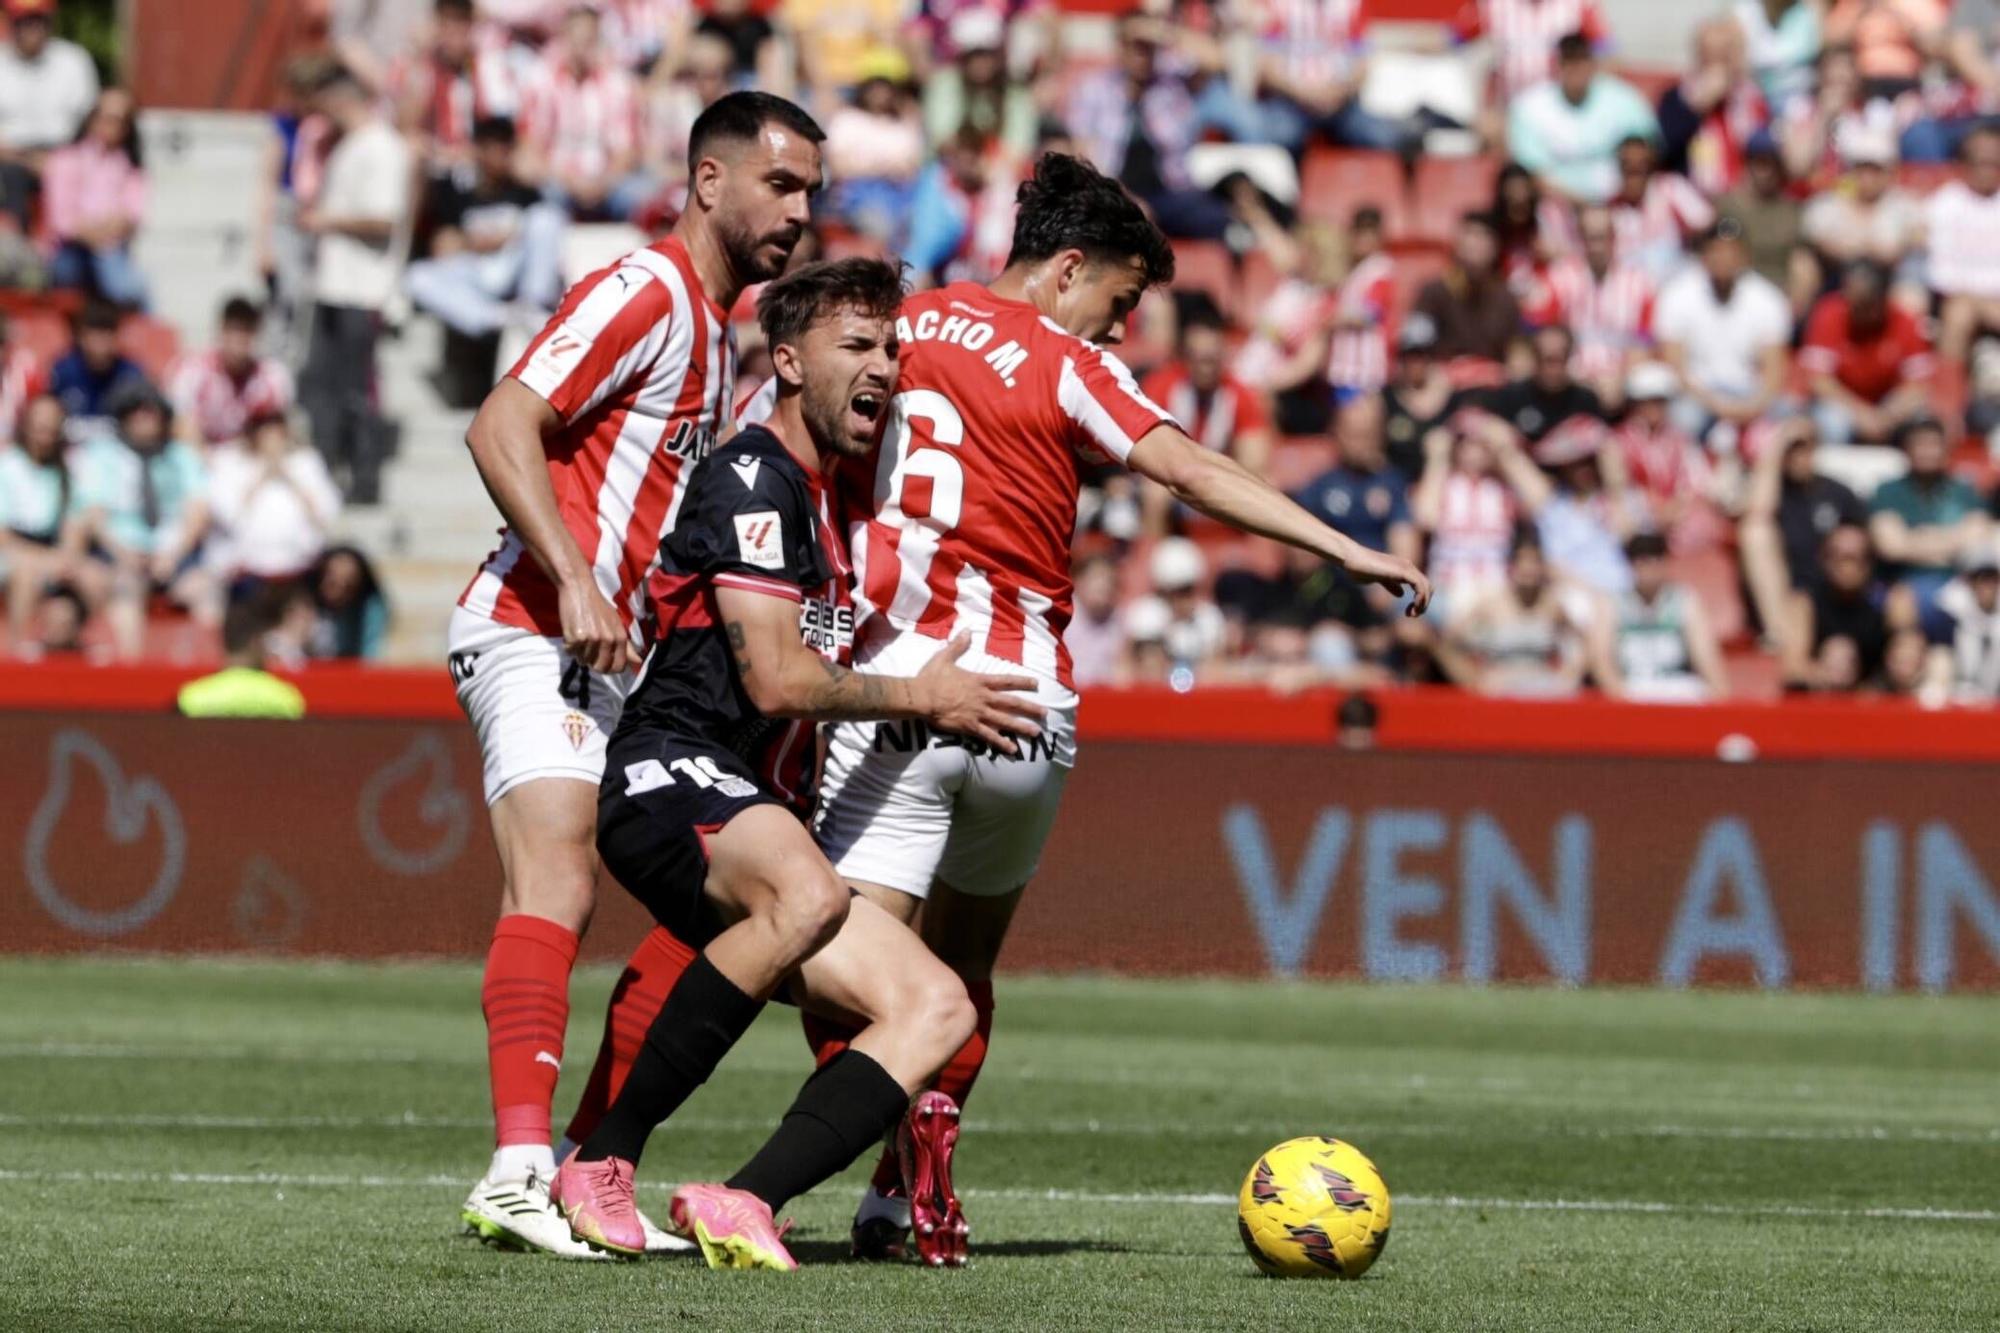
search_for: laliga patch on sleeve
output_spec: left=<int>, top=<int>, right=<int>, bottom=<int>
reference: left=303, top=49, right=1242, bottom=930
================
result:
left=733, top=511, right=785, bottom=570
left=523, top=323, right=592, bottom=389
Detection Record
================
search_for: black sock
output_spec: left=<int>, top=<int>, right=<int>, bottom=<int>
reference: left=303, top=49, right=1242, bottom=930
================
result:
left=725, top=1049, right=909, bottom=1212
left=578, top=952, right=765, bottom=1166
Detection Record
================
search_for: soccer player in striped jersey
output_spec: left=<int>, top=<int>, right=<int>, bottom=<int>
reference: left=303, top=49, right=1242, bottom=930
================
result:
left=446, top=90, right=823, bottom=1258
left=575, top=152, right=1433, bottom=1266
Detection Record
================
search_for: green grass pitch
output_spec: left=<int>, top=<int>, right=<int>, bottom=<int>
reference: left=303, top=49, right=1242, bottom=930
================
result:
left=2, top=958, right=1997, bottom=1332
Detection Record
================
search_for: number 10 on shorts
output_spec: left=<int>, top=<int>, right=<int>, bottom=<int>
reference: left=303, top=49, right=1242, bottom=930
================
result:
left=624, top=755, right=740, bottom=795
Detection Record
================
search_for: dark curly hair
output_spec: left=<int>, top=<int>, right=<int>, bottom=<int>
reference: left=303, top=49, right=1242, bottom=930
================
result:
left=1005, top=152, right=1175, bottom=288
left=757, top=256, right=907, bottom=350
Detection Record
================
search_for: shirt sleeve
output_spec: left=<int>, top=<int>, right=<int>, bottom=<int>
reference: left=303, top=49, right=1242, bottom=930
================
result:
left=666, top=450, right=827, bottom=600
left=1797, top=298, right=1841, bottom=375
left=509, top=260, right=674, bottom=424
left=1057, top=344, right=1178, bottom=466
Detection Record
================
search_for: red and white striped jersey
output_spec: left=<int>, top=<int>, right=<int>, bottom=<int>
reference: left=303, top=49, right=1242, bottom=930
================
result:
left=1326, top=250, right=1398, bottom=392
left=1542, top=256, right=1655, bottom=384
left=459, top=234, right=736, bottom=647
left=166, top=350, right=295, bottom=446
left=841, top=283, right=1178, bottom=701
left=517, top=54, right=642, bottom=185
left=387, top=36, right=519, bottom=155
left=0, top=344, right=45, bottom=439
left=1428, top=471, right=1517, bottom=598
left=1453, top=0, right=1609, bottom=100
left=1139, top=363, right=1270, bottom=457
left=1257, top=0, right=1368, bottom=92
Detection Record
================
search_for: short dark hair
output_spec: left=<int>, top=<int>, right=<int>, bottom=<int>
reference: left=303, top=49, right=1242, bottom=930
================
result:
left=435, top=0, right=474, bottom=18
left=1005, top=152, right=1175, bottom=288
left=686, top=91, right=824, bottom=176
left=472, top=115, right=517, bottom=146
left=221, top=296, right=263, bottom=329
left=1843, top=258, right=1891, bottom=296
left=1626, top=531, right=1669, bottom=561
left=1351, top=205, right=1384, bottom=233
left=1175, top=289, right=1226, bottom=334
left=756, top=257, right=907, bottom=351
left=1556, top=31, right=1594, bottom=63
left=77, top=297, right=122, bottom=334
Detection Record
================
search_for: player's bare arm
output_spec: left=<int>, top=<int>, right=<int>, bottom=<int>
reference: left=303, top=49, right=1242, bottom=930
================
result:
left=1127, top=424, right=1433, bottom=615
left=718, top=589, right=1040, bottom=751
left=465, top=378, right=632, bottom=673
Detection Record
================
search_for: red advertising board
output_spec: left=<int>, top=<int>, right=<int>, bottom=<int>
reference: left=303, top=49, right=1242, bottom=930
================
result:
left=5, top=713, right=1997, bottom=991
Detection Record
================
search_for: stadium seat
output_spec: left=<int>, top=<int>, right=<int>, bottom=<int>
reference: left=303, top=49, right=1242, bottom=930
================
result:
left=1299, top=148, right=1408, bottom=233
left=1814, top=443, right=1907, bottom=501
left=1410, top=154, right=1498, bottom=243
left=118, top=315, right=181, bottom=381
left=1169, top=240, right=1237, bottom=321
left=1386, top=240, right=1450, bottom=314
left=1897, top=162, right=1963, bottom=195
left=1667, top=547, right=1747, bottom=650
left=1267, top=436, right=1337, bottom=493
left=1239, top=248, right=1284, bottom=326
left=1722, top=645, right=1783, bottom=700
left=8, top=308, right=69, bottom=366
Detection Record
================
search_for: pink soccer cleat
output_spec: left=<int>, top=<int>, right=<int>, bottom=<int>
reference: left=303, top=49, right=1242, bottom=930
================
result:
left=669, top=1183, right=798, bottom=1272
left=549, top=1150, right=645, bottom=1257
left=900, top=1091, right=969, bottom=1268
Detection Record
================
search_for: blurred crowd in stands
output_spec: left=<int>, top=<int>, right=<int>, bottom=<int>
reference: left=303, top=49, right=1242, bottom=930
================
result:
left=6, top=0, right=2000, bottom=706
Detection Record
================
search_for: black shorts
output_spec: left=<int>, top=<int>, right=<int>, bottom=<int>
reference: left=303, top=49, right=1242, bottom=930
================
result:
left=597, top=727, right=788, bottom=948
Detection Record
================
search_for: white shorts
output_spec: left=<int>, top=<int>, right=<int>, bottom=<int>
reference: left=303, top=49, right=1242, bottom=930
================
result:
left=447, top=607, right=634, bottom=805
left=812, top=705, right=1074, bottom=901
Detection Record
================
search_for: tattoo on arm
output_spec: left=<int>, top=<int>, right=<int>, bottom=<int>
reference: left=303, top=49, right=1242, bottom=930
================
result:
left=808, top=654, right=893, bottom=717
left=725, top=620, right=753, bottom=678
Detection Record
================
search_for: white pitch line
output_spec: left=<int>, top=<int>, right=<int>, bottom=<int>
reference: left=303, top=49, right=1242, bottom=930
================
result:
left=6, top=1110, right=1998, bottom=1146
left=0, top=1168, right=1993, bottom=1225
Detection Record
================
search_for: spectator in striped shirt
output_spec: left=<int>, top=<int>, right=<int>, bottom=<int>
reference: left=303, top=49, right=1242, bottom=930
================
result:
left=1454, top=0, right=1611, bottom=104
left=1602, top=134, right=1714, bottom=279
left=388, top=0, right=519, bottom=180
left=1138, top=301, right=1275, bottom=535
left=168, top=297, right=295, bottom=449
left=1544, top=203, right=1656, bottom=409
left=1218, top=0, right=1450, bottom=157
left=1930, top=125, right=2000, bottom=365
left=517, top=5, right=651, bottom=221
left=1657, top=16, right=1771, bottom=198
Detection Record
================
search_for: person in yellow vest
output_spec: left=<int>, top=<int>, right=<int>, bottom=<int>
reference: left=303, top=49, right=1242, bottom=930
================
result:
left=176, top=595, right=306, bottom=719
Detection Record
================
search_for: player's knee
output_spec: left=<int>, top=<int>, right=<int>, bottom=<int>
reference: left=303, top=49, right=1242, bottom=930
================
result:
left=763, top=862, right=850, bottom=961
left=893, top=963, right=976, bottom=1061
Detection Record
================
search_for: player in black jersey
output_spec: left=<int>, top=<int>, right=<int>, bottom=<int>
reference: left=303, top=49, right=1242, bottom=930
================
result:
left=550, top=258, right=1042, bottom=1268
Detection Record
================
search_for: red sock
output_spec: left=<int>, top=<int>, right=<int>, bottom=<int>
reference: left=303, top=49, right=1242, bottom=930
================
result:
left=482, top=914, right=580, bottom=1149
left=865, top=980, right=995, bottom=1196
left=802, top=1009, right=861, bottom=1067
left=562, top=926, right=695, bottom=1145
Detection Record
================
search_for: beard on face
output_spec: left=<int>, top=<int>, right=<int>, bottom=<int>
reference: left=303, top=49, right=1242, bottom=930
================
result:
left=802, top=375, right=869, bottom=458
left=718, top=204, right=797, bottom=284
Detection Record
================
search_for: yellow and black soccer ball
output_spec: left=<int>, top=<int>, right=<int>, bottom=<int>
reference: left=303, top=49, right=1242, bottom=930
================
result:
left=1235, top=1136, right=1392, bottom=1279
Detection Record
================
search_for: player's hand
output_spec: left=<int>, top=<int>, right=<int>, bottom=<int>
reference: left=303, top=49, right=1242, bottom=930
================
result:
left=558, top=576, right=633, bottom=674
left=1347, top=552, right=1433, bottom=617
left=916, top=633, right=1044, bottom=756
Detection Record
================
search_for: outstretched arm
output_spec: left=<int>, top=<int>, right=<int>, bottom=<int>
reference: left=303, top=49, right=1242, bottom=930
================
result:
left=1127, top=424, right=1432, bottom=613
left=717, top=592, right=1042, bottom=753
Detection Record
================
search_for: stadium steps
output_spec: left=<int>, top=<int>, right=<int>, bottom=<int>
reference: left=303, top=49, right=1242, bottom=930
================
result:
left=132, top=110, right=496, bottom=665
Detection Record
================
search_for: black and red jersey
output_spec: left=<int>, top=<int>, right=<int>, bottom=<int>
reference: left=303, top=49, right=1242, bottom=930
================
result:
left=615, top=424, right=855, bottom=814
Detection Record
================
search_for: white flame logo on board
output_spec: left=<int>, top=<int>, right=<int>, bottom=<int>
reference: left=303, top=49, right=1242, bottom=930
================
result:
left=234, top=855, right=307, bottom=948
left=25, top=730, right=187, bottom=936
left=356, top=732, right=470, bottom=876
